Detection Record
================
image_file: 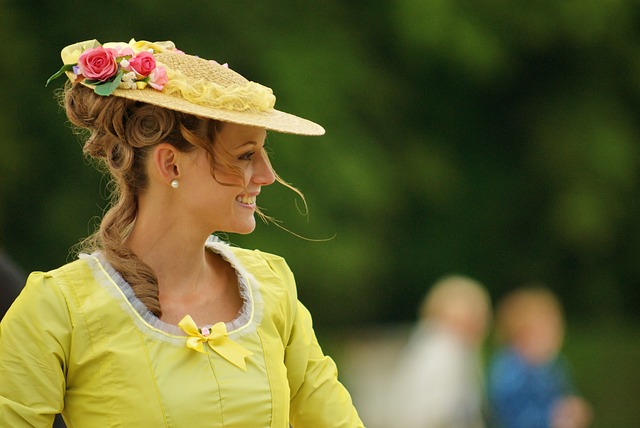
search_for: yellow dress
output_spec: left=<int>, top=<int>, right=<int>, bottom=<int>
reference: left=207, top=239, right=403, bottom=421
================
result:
left=0, top=237, right=363, bottom=427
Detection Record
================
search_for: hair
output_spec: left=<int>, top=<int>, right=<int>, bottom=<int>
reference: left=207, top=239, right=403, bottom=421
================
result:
left=420, top=274, right=491, bottom=322
left=63, top=83, right=298, bottom=317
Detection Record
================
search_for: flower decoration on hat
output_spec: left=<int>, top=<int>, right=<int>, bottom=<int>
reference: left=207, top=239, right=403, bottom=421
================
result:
left=178, top=314, right=253, bottom=371
left=47, top=39, right=174, bottom=96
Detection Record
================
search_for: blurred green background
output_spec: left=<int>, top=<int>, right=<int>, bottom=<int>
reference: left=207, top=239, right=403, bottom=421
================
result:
left=1, top=0, right=639, bottom=426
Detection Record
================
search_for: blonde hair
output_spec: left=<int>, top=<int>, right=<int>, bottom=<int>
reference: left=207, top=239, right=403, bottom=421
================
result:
left=63, top=83, right=297, bottom=317
left=420, top=275, right=491, bottom=323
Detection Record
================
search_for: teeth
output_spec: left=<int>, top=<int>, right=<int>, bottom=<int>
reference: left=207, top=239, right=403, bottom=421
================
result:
left=238, top=195, right=255, bottom=204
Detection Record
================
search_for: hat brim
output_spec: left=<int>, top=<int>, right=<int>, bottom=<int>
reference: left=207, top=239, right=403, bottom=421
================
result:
left=109, top=85, right=325, bottom=136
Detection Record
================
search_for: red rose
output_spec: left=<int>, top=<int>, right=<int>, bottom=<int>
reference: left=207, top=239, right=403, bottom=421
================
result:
left=77, top=46, right=118, bottom=82
left=129, top=51, right=156, bottom=77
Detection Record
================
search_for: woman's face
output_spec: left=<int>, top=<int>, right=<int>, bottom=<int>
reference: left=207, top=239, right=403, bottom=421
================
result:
left=179, top=122, right=275, bottom=235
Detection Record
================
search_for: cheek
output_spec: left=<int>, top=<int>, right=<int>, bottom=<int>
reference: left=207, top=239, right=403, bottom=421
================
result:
left=212, top=166, right=248, bottom=188
left=194, top=156, right=241, bottom=186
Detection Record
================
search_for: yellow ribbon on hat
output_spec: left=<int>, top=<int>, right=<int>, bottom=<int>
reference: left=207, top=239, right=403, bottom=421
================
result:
left=60, top=39, right=175, bottom=66
left=60, top=39, right=101, bottom=65
left=178, top=315, right=252, bottom=371
left=128, top=39, right=178, bottom=54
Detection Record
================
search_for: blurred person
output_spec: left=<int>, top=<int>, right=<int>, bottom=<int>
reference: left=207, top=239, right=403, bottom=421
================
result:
left=0, top=39, right=363, bottom=427
left=386, top=274, right=492, bottom=428
left=0, top=248, right=25, bottom=317
left=488, top=285, right=593, bottom=428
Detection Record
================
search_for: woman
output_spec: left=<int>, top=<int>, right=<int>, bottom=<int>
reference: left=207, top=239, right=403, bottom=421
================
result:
left=0, top=39, right=364, bottom=427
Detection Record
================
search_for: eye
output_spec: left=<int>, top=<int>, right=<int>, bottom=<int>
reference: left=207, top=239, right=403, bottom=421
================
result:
left=238, top=151, right=255, bottom=161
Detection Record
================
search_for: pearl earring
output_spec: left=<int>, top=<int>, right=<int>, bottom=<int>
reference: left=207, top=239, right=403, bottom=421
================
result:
left=170, top=179, right=179, bottom=189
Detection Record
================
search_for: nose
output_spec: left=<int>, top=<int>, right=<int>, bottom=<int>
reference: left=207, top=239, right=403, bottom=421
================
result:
left=252, top=148, right=276, bottom=186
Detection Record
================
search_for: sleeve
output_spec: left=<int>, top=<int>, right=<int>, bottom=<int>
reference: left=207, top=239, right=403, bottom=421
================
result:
left=0, top=271, right=71, bottom=427
left=285, top=301, right=364, bottom=428
left=258, top=251, right=363, bottom=428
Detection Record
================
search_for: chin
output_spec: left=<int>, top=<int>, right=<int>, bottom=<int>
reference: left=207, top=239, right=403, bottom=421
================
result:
left=231, top=221, right=257, bottom=235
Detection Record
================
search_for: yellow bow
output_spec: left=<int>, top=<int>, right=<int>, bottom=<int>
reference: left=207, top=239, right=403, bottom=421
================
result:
left=178, top=315, right=253, bottom=371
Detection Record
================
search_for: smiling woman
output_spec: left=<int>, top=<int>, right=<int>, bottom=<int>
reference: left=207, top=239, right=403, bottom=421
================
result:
left=0, top=38, right=363, bottom=427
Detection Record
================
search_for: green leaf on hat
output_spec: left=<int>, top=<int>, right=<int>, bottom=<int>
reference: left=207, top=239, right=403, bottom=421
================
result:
left=45, top=64, right=75, bottom=87
left=93, top=70, right=124, bottom=96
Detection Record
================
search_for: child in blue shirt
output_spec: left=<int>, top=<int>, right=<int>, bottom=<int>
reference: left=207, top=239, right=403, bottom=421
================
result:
left=488, top=286, right=592, bottom=428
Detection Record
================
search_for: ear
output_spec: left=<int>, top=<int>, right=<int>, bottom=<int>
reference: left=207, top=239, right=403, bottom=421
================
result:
left=151, top=143, right=180, bottom=184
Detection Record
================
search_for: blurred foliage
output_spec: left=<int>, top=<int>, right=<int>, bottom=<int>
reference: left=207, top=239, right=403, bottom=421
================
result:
left=2, top=0, right=640, bottom=333
left=562, top=321, right=640, bottom=428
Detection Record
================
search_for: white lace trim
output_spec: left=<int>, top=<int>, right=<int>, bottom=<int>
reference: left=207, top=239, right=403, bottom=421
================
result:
left=79, top=235, right=263, bottom=347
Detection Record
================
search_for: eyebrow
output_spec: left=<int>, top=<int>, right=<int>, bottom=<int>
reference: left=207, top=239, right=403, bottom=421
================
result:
left=234, top=141, right=260, bottom=151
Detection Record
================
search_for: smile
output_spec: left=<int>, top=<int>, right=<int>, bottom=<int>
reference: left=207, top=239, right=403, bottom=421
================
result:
left=236, top=195, right=256, bottom=205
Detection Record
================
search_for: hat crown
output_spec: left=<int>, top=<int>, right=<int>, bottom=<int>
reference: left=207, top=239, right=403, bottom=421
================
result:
left=156, top=53, right=249, bottom=88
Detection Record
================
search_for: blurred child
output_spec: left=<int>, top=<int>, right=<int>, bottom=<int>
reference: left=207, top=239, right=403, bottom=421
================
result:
left=387, top=275, right=492, bottom=428
left=488, top=285, right=593, bottom=428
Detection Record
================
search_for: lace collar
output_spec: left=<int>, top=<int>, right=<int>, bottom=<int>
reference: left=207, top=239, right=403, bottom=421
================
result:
left=79, top=235, right=263, bottom=345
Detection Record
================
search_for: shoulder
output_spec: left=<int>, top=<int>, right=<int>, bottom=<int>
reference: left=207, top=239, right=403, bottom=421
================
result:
left=399, top=325, right=468, bottom=373
left=208, top=237, right=294, bottom=281
left=492, top=346, right=520, bottom=363
left=235, top=248, right=293, bottom=278
left=2, top=258, right=92, bottom=329
left=208, top=239, right=301, bottom=337
left=25, top=258, right=91, bottom=290
left=12, top=257, right=104, bottom=318
left=230, top=245, right=287, bottom=265
left=207, top=237, right=297, bottom=300
left=27, top=257, right=97, bottom=294
left=490, top=348, right=524, bottom=374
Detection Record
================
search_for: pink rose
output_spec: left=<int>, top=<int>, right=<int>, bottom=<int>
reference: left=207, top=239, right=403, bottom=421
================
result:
left=77, top=46, right=119, bottom=82
left=113, top=46, right=135, bottom=58
left=200, top=327, right=210, bottom=337
left=148, top=65, right=169, bottom=90
left=129, top=51, right=156, bottom=77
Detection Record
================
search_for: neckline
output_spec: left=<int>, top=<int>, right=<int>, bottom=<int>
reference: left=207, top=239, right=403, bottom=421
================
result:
left=80, top=236, right=262, bottom=340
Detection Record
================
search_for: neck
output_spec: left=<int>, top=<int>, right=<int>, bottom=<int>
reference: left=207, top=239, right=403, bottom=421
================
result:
left=127, top=206, right=212, bottom=294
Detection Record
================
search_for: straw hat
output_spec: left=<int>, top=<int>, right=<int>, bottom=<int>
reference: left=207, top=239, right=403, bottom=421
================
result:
left=47, top=39, right=325, bottom=136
